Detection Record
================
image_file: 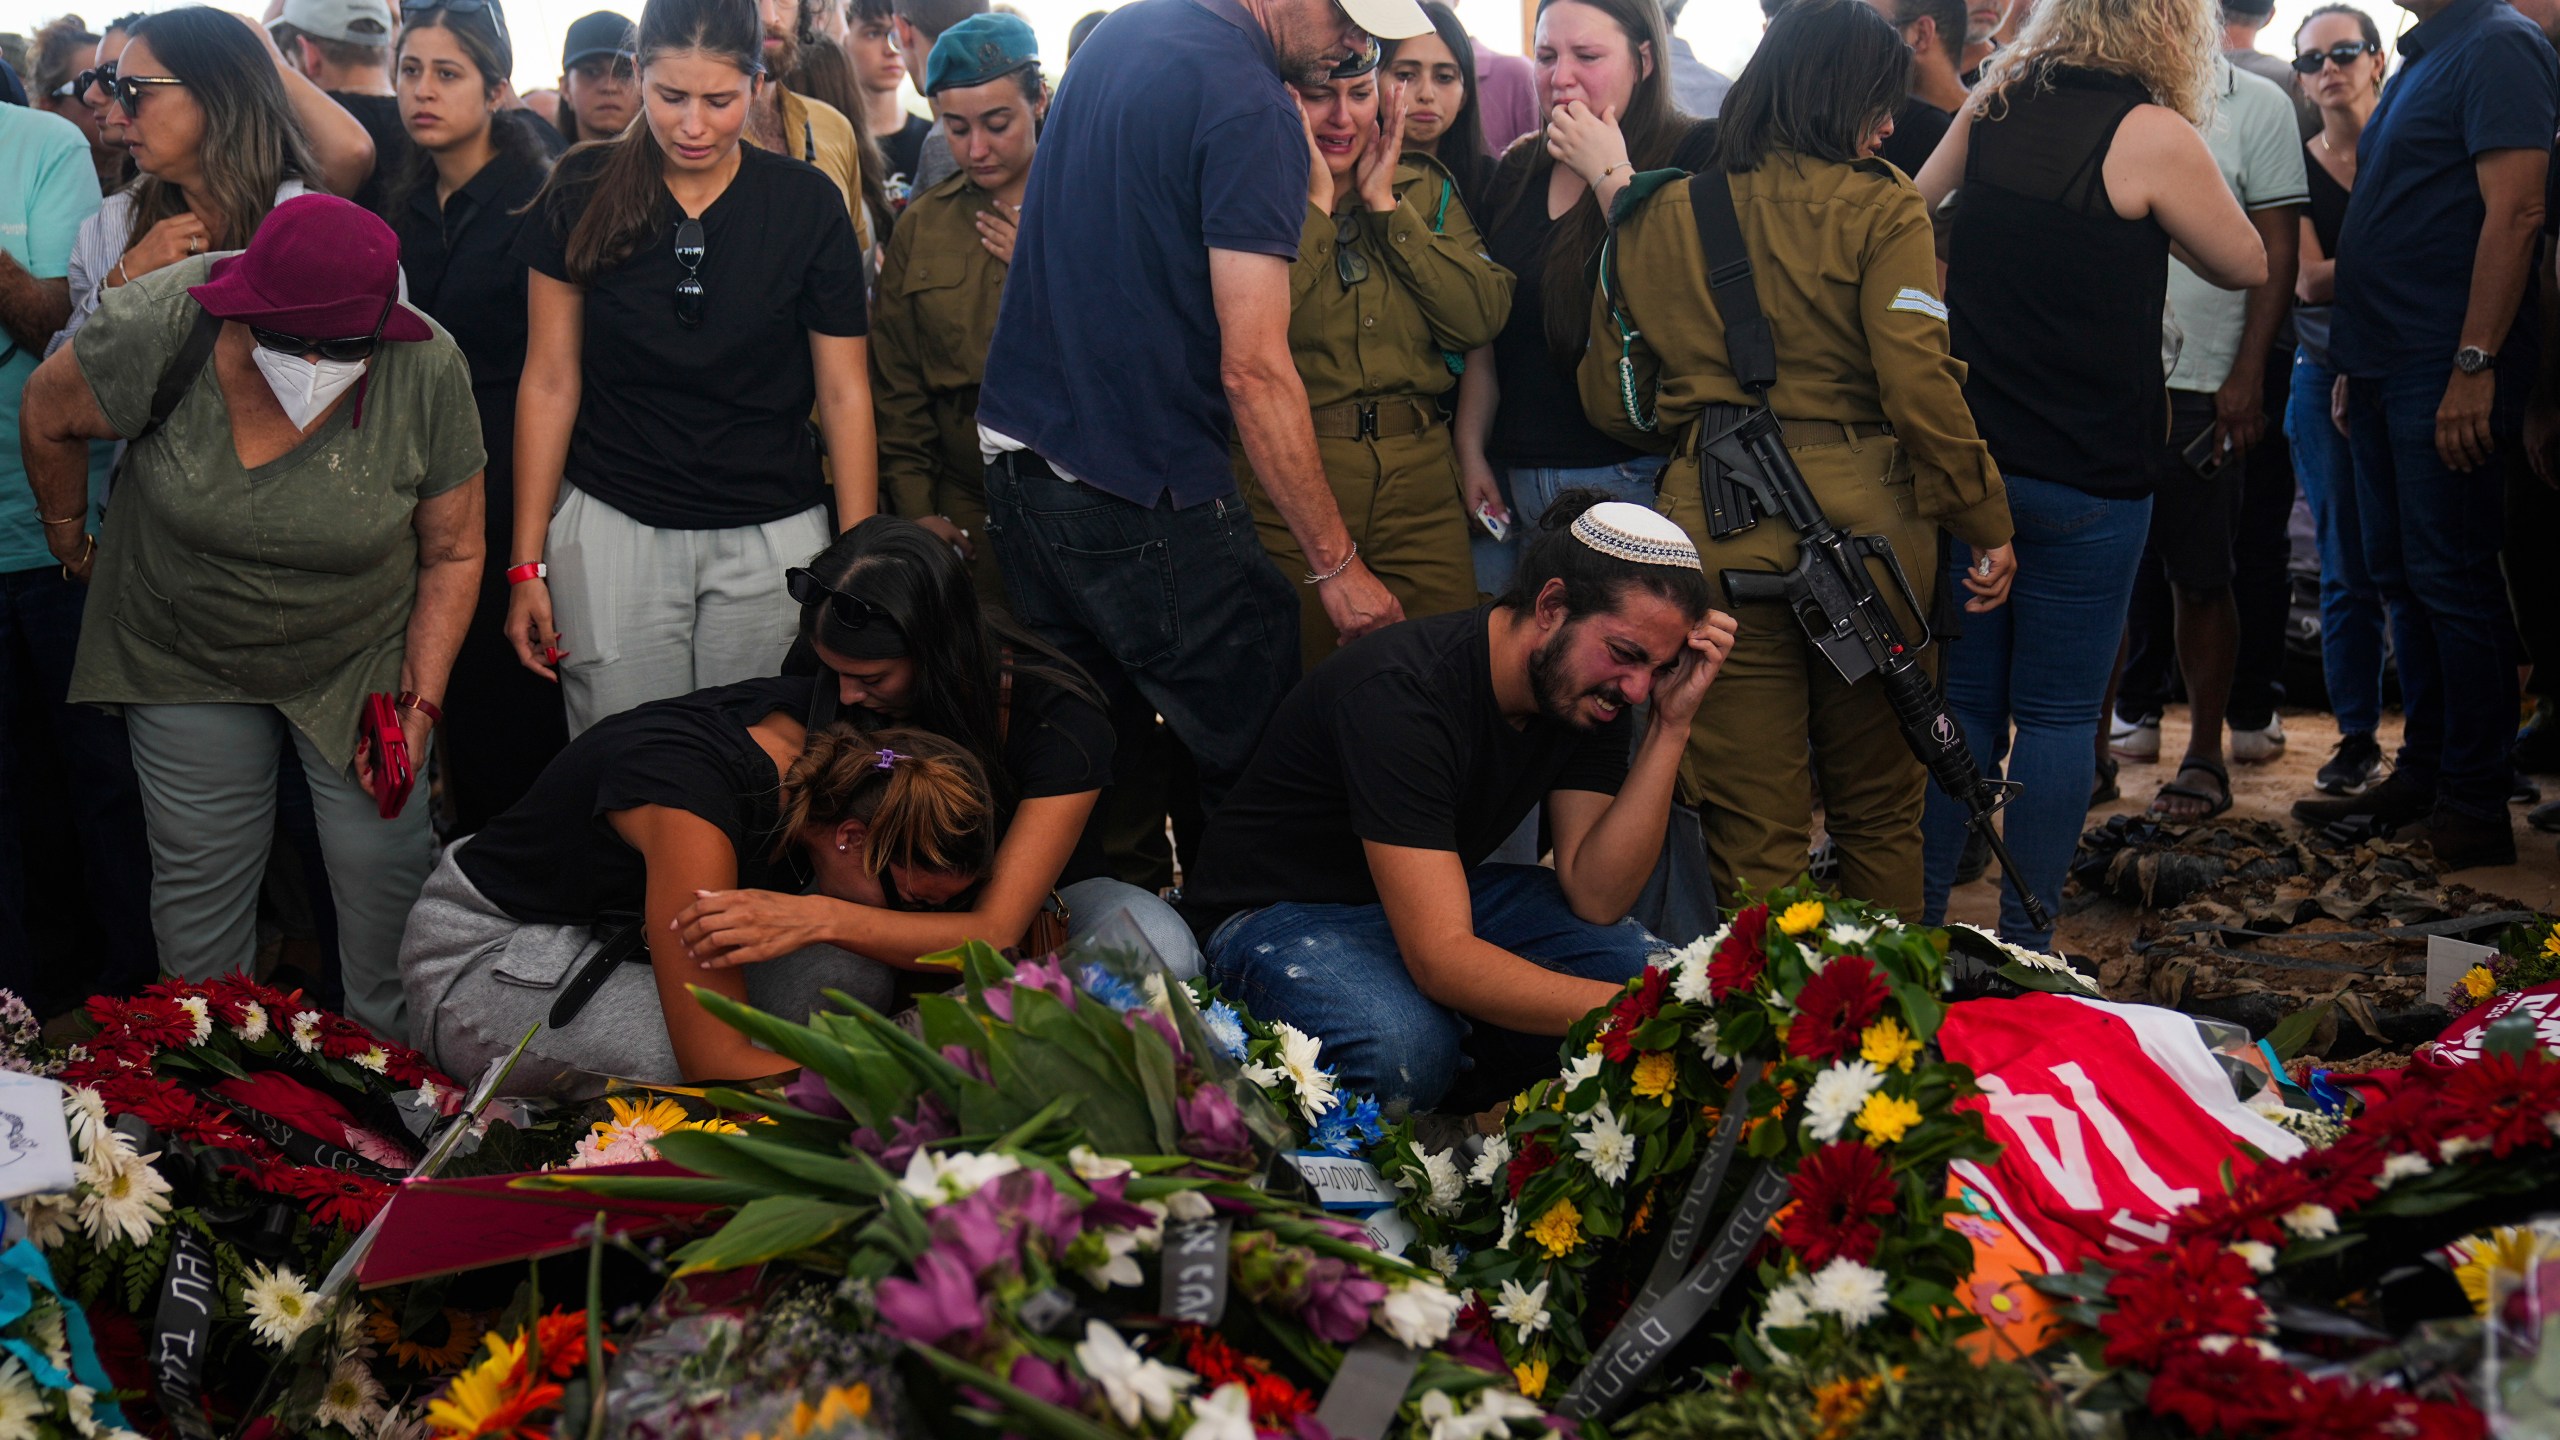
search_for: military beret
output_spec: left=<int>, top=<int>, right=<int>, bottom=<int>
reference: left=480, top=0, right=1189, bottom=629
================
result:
left=924, top=13, right=1041, bottom=97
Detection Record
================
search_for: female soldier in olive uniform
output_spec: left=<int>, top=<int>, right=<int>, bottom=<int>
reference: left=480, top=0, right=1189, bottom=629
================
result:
left=1577, top=0, right=2013, bottom=915
left=1240, top=51, right=1514, bottom=672
left=869, top=14, right=1043, bottom=611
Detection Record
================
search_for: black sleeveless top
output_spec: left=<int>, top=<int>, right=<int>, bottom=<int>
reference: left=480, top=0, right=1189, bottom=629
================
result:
left=1948, top=65, right=2169, bottom=499
left=2296, top=147, right=2352, bottom=364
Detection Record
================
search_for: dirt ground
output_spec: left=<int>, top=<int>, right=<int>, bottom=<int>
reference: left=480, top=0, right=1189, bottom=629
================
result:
left=1941, top=705, right=2560, bottom=970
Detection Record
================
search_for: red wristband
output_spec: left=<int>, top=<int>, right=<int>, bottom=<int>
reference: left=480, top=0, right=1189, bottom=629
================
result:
left=506, top=562, right=547, bottom=585
left=396, top=692, right=443, bottom=725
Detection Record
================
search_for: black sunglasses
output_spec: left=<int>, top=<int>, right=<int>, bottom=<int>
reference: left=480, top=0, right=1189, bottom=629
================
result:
left=107, top=72, right=186, bottom=116
left=1335, top=213, right=1369, bottom=287
left=673, top=216, right=705, bottom=329
left=785, top=568, right=894, bottom=632
left=67, top=61, right=115, bottom=105
left=251, top=293, right=397, bottom=365
left=402, top=0, right=515, bottom=54
left=2291, top=40, right=2376, bottom=72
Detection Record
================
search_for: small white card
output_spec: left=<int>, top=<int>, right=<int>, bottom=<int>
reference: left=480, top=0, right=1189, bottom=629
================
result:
left=1287, top=1153, right=1399, bottom=1210
left=1356, top=1206, right=1418, bottom=1259
left=2427, top=936, right=2502, bottom=1007
left=0, top=1072, right=74, bottom=1202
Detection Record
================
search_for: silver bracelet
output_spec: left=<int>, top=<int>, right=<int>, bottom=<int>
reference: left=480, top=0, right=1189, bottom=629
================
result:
left=1304, top=542, right=1359, bottom=585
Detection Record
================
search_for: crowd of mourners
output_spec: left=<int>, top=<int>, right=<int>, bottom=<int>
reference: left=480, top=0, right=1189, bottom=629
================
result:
left=0, top=0, right=2553, bottom=1114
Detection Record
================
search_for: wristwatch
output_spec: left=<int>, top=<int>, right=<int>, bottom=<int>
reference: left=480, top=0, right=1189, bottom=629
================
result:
left=2455, top=345, right=2496, bottom=375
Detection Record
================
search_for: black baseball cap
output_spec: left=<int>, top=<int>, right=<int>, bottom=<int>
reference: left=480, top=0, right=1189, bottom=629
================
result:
left=562, top=10, right=635, bottom=68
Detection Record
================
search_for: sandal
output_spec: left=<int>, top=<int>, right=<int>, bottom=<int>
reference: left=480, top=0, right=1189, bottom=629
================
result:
left=2091, top=754, right=2121, bottom=810
left=2146, top=757, right=2233, bottom=823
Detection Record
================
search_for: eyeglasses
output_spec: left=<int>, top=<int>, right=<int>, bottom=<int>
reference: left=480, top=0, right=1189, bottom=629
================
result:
left=673, top=216, right=705, bottom=329
left=107, top=72, right=187, bottom=115
left=2291, top=40, right=2376, bottom=72
left=785, top=568, right=894, bottom=632
left=1334, top=214, right=1369, bottom=287
left=66, top=62, right=115, bottom=106
left=250, top=293, right=396, bottom=364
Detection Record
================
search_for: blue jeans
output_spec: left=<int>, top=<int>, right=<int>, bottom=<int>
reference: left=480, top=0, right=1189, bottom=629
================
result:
left=0, top=566, right=156, bottom=1003
left=2345, top=367, right=2517, bottom=819
left=1204, top=863, right=1659, bottom=1115
left=2285, top=349, right=2387, bottom=739
left=1923, top=474, right=2153, bottom=949
left=1470, top=456, right=1668, bottom=596
left=984, top=454, right=1300, bottom=806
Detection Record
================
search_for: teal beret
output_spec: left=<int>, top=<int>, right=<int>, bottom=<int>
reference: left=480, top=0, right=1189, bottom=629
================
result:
left=924, top=13, right=1041, bottom=97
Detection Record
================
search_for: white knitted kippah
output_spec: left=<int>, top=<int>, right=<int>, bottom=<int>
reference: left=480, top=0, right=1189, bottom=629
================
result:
left=1570, top=501, right=1702, bottom=572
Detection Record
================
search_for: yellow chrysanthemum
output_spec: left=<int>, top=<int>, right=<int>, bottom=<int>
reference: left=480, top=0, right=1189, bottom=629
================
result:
left=1525, top=1199, right=1584, bottom=1259
left=1859, top=1017, right=1922, bottom=1073
left=1855, top=1092, right=1923, bottom=1146
left=424, top=1332, right=530, bottom=1438
left=2461, top=965, right=2498, bottom=1000
left=1811, top=1374, right=1884, bottom=1440
left=1514, top=1357, right=1549, bottom=1399
left=1630, top=1051, right=1678, bottom=1105
left=1776, top=900, right=1826, bottom=936
left=2453, top=1227, right=2560, bottom=1313
left=2543, top=926, right=2560, bottom=961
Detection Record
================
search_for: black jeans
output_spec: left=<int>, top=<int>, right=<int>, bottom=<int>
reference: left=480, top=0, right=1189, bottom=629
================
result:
left=0, top=565, right=156, bottom=1002
left=983, top=453, right=1299, bottom=811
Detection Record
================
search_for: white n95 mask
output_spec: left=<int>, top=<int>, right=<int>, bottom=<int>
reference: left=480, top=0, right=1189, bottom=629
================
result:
left=251, top=347, right=368, bottom=430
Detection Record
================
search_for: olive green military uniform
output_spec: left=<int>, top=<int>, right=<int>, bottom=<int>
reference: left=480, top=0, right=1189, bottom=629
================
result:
left=1236, top=154, right=1513, bottom=672
left=1578, top=155, right=2010, bottom=914
left=871, top=171, right=1009, bottom=610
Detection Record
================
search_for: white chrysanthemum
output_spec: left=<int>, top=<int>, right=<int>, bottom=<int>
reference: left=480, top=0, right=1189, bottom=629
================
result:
left=1271, top=1023, right=1339, bottom=1122
left=1755, top=1276, right=1814, bottom=1346
left=232, top=1003, right=270, bottom=1044
left=1801, top=1060, right=1885, bottom=1143
left=1182, top=1383, right=1255, bottom=1440
left=63, top=1086, right=108, bottom=1154
left=313, top=1356, right=387, bottom=1431
left=1825, top=921, right=1877, bottom=949
left=1559, top=1051, right=1604, bottom=1095
left=17, top=1191, right=74, bottom=1251
left=2280, top=1204, right=2339, bottom=1240
left=1806, top=1258, right=1890, bottom=1330
left=176, top=996, right=212, bottom=1046
left=1667, top=934, right=1719, bottom=1006
left=290, top=1011, right=324, bottom=1053
left=242, top=1263, right=323, bottom=1349
left=1498, top=1202, right=1519, bottom=1251
left=354, top=1047, right=390, bottom=1074
left=1572, top=1104, right=1636, bottom=1186
left=1375, top=1278, right=1464, bottom=1348
left=1426, top=1246, right=1459, bottom=1278
left=897, top=1148, right=1021, bottom=1207
left=1401, top=1148, right=1464, bottom=1216
left=1466, top=1135, right=1511, bottom=1189
left=2378, top=1152, right=2434, bottom=1188
left=2227, top=1241, right=2277, bottom=1275
left=74, top=1146, right=171, bottom=1248
left=0, top=1360, right=43, bottom=1440
left=1075, top=1320, right=1194, bottom=1426
left=1494, top=1278, right=1551, bottom=1342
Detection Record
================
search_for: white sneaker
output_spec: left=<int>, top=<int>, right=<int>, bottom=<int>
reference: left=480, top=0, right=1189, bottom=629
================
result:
left=2110, top=713, right=2160, bottom=762
left=2230, top=715, right=2287, bottom=764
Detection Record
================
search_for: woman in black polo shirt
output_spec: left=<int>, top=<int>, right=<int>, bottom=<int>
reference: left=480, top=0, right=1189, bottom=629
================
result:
left=507, top=0, right=877, bottom=737
left=391, top=0, right=566, bottom=833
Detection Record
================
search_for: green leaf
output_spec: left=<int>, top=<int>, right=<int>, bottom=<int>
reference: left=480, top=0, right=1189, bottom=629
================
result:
left=651, top=1129, right=888, bottom=1198
left=2266, top=1000, right=2336, bottom=1062
left=1129, top=1018, right=1182, bottom=1154
left=524, top=1174, right=773, bottom=1205
left=828, top=993, right=974, bottom=1102
left=670, top=1195, right=863, bottom=1275
left=685, top=988, right=901, bottom=1127
left=995, top=1094, right=1081, bottom=1153
left=696, top=1088, right=856, bottom=1146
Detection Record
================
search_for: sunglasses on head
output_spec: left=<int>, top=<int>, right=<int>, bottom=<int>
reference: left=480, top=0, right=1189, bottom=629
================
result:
left=673, top=216, right=706, bottom=329
left=250, top=294, right=397, bottom=364
left=402, top=0, right=514, bottom=50
left=106, top=72, right=185, bottom=116
left=2292, top=40, right=2376, bottom=72
left=785, top=568, right=894, bottom=632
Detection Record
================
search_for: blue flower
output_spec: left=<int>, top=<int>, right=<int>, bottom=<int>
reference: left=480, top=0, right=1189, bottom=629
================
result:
left=1307, top=1092, right=1384, bottom=1157
left=1202, top=1001, right=1249, bottom=1061
left=1077, top=963, right=1146, bottom=1014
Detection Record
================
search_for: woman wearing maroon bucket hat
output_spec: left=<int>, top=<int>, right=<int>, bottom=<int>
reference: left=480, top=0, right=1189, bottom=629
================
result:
left=19, top=192, right=485, bottom=1042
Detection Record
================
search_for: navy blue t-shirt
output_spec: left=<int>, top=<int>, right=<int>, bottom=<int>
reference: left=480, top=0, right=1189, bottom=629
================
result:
left=976, top=0, right=1307, bottom=508
left=2330, top=0, right=2556, bottom=381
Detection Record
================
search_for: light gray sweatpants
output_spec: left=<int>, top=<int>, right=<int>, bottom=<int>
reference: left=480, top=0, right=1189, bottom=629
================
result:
left=546, top=485, right=831, bottom=736
left=123, top=702, right=432, bottom=1039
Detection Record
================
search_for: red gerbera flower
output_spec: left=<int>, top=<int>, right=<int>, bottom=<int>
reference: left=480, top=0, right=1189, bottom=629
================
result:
left=1507, top=1135, right=1554, bottom=1200
left=1778, top=1141, right=1897, bottom=1267
left=2098, top=1242, right=2269, bottom=1370
left=1785, top=956, right=1891, bottom=1062
left=2434, top=1049, right=2560, bottom=1160
left=85, top=995, right=196, bottom=1049
left=2146, top=1344, right=2301, bottom=1436
left=1601, top=967, right=1670, bottom=1062
left=266, top=1166, right=393, bottom=1229
left=1708, top=905, right=1771, bottom=1002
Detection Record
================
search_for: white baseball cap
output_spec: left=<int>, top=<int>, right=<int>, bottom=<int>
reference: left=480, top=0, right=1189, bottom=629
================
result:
left=1338, top=0, right=1433, bottom=42
left=270, top=0, right=397, bottom=44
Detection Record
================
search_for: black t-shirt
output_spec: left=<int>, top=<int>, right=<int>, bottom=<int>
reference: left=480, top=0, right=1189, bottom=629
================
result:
left=332, top=91, right=411, bottom=218
left=457, top=676, right=813, bottom=924
left=881, top=112, right=934, bottom=184
left=393, top=145, right=549, bottom=393
left=1880, top=96, right=1952, bottom=180
left=515, top=143, right=870, bottom=529
left=1183, top=607, right=1633, bottom=930
left=1482, top=125, right=1716, bottom=470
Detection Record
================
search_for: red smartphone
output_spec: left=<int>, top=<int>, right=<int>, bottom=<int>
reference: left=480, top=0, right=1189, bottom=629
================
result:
left=359, top=692, right=414, bottom=819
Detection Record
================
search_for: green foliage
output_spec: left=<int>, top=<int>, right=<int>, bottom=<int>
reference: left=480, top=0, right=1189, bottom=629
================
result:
left=1613, top=1346, right=2071, bottom=1440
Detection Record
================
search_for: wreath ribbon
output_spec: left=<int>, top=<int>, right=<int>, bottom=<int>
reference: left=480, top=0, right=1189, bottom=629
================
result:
left=0, top=1237, right=131, bottom=1430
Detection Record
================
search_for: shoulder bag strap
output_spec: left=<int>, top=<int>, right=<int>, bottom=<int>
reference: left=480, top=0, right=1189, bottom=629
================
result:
left=132, top=305, right=224, bottom=448
left=1688, top=167, right=1777, bottom=403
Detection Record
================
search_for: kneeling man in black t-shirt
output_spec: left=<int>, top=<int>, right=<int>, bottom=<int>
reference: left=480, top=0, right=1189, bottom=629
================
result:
left=1186, top=495, right=1736, bottom=1114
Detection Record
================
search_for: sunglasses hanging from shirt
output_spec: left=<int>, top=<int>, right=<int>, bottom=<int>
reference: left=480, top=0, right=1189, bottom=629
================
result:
left=673, top=216, right=706, bottom=329
left=2292, top=39, right=2377, bottom=72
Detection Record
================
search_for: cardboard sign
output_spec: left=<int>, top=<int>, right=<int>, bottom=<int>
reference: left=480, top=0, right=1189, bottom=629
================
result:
left=2425, top=935, right=2502, bottom=1007
left=0, top=1072, right=73, bottom=1203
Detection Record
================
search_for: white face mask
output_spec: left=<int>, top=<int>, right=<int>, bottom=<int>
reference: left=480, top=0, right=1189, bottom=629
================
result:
left=250, top=347, right=369, bottom=430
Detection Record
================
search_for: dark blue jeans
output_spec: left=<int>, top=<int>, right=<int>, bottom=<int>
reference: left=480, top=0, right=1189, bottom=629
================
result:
left=0, top=566, right=156, bottom=1001
left=2286, top=348, right=2387, bottom=739
left=1204, top=864, right=1660, bottom=1115
left=1923, top=474, right=2153, bottom=950
left=2346, top=368, right=2517, bottom=818
left=983, top=454, right=1299, bottom=805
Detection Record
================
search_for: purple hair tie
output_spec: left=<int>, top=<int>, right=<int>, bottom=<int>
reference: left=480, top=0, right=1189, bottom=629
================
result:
left=873, top=748, right=905, bottom=771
